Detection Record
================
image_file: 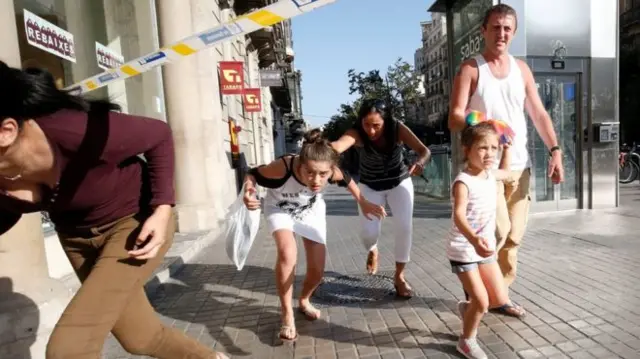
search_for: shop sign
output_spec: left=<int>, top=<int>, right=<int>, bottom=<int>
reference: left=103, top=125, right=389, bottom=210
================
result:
left=243, top=88, right=262, bottom=112
left=453, top=25, right=484, bottom=73
left=260, top=69, right=283, bottom=87
left=23, top=10, right=76, bottom=63
left=95, top=42, right=124, bottom=70
left=220, top=61, right=245, bottom=95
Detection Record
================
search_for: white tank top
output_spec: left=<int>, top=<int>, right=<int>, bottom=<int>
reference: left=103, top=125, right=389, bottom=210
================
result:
left=468, top=54, right=529, bottom=170
left=446, top=171, right=497, bottom=263
left=263, top=164, right=324, bottom=222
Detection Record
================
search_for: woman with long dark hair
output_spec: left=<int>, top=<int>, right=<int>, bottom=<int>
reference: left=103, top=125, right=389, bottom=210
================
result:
left=331, top=99, right=431, bottom=298
left=0, top=61, right=227, bottom=358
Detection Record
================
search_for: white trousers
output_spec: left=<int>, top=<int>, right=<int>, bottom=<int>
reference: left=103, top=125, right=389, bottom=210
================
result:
left=357, top=177, right=414, bottom=263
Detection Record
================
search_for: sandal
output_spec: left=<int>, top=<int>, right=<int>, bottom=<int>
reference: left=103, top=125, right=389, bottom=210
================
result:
left=490, top=302, right=526, bottom=318
left=366, top=249, right=378, bottom=275
left=394, top=280, right=413, bottom=299
left=298, top=302, right=321, bottom=321
left=279, top=325, right=298, bottom=342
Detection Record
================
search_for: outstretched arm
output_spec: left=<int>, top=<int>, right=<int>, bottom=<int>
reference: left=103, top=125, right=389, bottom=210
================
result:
left=398, top=122, right=431, bottom=175
left=331, top=167, right=386, bottom=220
left=331, top=129, right=359, bottom=154
left=243, top=157, right=288, bottom=210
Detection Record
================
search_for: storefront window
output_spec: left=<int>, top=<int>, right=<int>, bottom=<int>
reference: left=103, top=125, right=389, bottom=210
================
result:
left=450, top=0, right=493, bottom=72
left=14, top=0, right=166, bottom=120
left=14, top=0, right=167, bottom=231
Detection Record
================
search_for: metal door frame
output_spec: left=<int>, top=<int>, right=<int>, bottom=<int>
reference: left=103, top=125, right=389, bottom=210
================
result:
left=526, top=62, right=585, bottom=213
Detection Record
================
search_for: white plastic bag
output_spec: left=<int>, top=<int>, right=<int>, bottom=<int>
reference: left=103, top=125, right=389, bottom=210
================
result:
left=224, top=184, right=261, bottom=271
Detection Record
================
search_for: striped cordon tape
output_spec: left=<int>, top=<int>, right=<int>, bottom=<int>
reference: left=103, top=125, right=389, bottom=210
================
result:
left=63, top=0, right=337, bottom=95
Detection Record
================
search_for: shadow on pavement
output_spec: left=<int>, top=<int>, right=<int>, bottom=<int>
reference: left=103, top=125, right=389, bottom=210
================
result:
left=325, top=198, right=451, bottom=219
left=149, top=263, right=461, bottom=357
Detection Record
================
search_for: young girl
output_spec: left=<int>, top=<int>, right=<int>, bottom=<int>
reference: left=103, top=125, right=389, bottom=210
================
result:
left=243, top=129, right=386, bottom=341
left=448, top=122, right=525, bottom=359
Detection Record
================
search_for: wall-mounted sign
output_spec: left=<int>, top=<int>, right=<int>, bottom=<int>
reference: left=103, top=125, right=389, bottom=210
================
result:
left=260, top=69, right=283, bottom=87
left=243, top=88, right=262, bottom=112
left=219, top=61, right=245, bottom=95
left=229, top=118, right=242, bottom=169
left=23, top=10, right=76, bottom=63
left=96, top=42, right=124, bottom=70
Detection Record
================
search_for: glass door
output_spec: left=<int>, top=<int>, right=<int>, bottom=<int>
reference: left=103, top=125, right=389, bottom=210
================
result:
left=527, top=74, right=581, bottom=212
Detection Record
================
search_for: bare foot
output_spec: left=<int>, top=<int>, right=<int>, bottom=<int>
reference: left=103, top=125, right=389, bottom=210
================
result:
left=298, top=299, right=321, bottom=321
left=366, top=248, right=378, bottom=275
left=394, top=278, right=413, bottom=298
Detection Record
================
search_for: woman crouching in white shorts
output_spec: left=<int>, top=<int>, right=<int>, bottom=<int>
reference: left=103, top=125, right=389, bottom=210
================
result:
left=242, top=129, right=386, bottom=342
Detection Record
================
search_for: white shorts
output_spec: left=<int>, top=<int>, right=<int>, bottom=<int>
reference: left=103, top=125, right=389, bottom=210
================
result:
left=264, top=200, right=327, bottom=244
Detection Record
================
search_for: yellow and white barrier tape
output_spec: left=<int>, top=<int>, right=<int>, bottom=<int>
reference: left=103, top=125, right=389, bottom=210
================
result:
left=63, top=0, right=336, bottom=95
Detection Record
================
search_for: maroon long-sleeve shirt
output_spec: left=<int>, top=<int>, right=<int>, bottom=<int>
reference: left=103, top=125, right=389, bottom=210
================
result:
left=0, top=109, right=175, bottom=233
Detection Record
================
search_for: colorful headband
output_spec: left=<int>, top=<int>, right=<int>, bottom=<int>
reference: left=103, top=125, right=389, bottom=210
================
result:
left=465, top=110, right=515, bottom=144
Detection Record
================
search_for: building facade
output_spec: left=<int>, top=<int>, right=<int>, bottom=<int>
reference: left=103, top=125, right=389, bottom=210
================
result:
left=421, top=13, right=450, bottom=127
left=621, top=0, right=640, bottom=42
left=0, top=0, right=303, bottom=357
left=430, top=0, right=619, bottom=212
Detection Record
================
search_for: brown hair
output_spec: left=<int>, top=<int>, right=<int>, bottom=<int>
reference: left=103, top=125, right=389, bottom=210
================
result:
left=299, top=128, right=340, bottom=165
left=482, top=4, right=518, bottom=30
left=461, top=122, right=499, bottom=160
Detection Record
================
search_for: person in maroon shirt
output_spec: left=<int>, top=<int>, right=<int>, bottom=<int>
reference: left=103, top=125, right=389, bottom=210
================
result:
left=0, top=61, right=228, bottom=358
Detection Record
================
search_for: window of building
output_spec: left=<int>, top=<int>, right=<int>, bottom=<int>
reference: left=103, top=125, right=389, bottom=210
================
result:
left=14, top=0, right=167, bottom=120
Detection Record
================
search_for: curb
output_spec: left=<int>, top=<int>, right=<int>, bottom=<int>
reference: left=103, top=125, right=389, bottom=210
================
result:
left=144, top=226, right=223, bottom=295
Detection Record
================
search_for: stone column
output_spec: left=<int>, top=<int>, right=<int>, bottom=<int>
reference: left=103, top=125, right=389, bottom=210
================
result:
left=156, top=0, right=217, bottom=232
left=0, top=3, right=71, bottom=358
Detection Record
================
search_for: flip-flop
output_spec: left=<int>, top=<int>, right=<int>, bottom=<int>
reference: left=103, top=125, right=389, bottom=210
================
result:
left=298, top=303, right=321, bottom=321
left=279, top=325, right=298, bottom=342
left=490, top=302, right=526, bottom=318
left=366, top=250, right=378, bottom=275
left=394, top=280, right=413, bottom=299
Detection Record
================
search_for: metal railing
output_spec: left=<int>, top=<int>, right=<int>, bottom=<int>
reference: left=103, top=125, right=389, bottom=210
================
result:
left=412, top=145, right=452, bottom=199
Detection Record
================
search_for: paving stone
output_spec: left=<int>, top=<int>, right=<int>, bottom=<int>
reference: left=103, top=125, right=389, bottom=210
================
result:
left=103, top=187, right=640, bottom=358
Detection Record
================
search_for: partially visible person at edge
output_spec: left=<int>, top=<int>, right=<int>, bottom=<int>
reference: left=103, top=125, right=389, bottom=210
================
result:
left=242, top=129, right=386, bottom=341
left=331, top=99, right=431, bottom=298
left=0, top=61, right=228, bottom=359
left=448, top=4, right=564, bottom=316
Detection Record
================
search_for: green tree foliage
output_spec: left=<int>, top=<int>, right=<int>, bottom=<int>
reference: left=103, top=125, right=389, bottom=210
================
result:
left=323, top=58, right=424, bottom=140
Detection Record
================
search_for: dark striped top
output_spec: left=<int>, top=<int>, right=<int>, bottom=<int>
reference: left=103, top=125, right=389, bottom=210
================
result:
left=358, top=142, right=409, bottom=191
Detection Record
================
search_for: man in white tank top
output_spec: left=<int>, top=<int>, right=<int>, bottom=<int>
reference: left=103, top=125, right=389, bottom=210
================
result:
left=448, top=5, right=565, bottom=290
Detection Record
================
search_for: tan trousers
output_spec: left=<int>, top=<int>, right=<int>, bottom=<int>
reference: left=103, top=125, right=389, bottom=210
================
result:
left=495, top=169, right=531, bottom=288
left=46, top=213, right=219, bottom=359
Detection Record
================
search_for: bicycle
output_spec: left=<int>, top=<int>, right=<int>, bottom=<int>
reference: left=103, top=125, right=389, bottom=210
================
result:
left=619, top=143, right=640, bottom=184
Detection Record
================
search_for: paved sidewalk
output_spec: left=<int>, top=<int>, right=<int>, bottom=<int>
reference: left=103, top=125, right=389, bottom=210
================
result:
left=104, top=186, right=640, bottom=359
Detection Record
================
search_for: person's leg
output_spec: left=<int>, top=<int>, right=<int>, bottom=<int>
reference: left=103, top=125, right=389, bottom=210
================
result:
left=385, top=178, right=414, bottom=297
left=455, top=264, right=489, bottom=359
left=498, top=169, right=531, bottom=287
left=357, top=183, right=386, bottom=274
left=298, top=238, right=326, bottom=320
left=479, top=258, right=526, bottom=318
left=46, top=214, right=224, bottom=359
left=273, top=229, right=298, bottom=340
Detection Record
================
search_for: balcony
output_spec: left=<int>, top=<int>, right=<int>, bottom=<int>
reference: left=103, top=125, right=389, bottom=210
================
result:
left=234, top=0, right=287, bottom=68
left=233, top=0, right=273, bottom=15
left=622, top=6, right=640, bottom=29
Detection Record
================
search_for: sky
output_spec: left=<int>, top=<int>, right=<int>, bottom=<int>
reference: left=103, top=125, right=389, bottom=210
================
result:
left=291, top=0, right=435, bottom=127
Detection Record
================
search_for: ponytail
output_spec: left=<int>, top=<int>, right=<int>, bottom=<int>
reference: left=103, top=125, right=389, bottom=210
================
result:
left=299, top=128, right=340, bottom=165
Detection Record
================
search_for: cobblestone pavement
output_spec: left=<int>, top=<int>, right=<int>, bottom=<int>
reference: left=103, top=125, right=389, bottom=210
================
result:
left=104, top=185, right=640, bottom=359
